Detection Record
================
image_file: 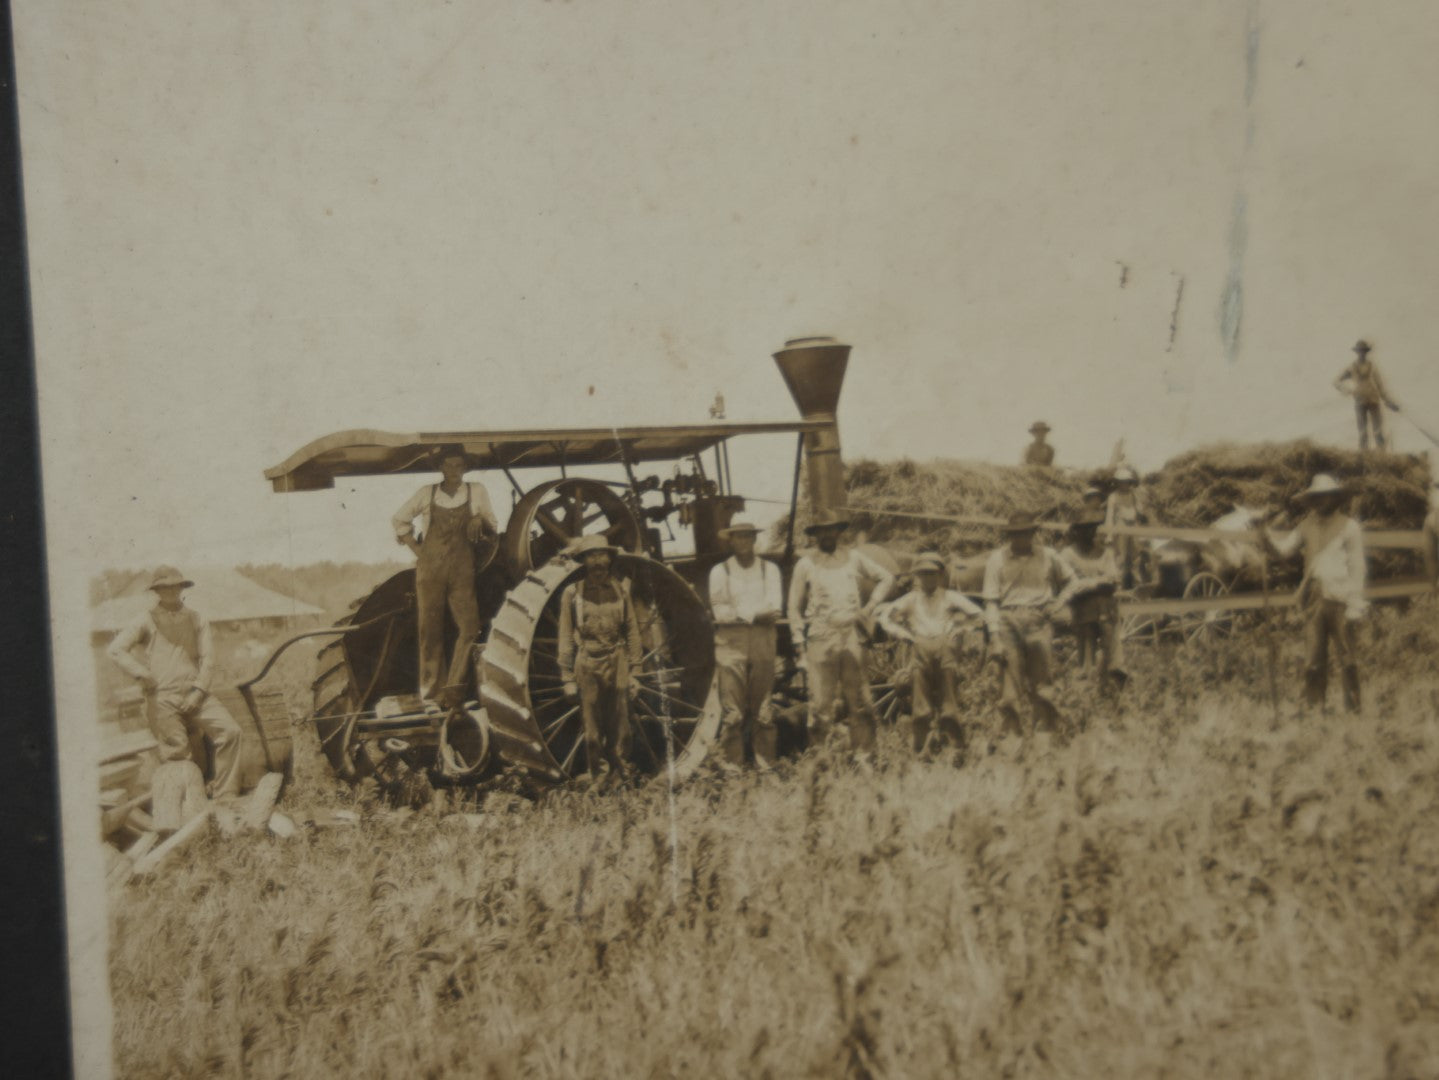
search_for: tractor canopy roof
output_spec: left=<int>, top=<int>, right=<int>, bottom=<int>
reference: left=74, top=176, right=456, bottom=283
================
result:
left=265, top=422, right=826, bottom=492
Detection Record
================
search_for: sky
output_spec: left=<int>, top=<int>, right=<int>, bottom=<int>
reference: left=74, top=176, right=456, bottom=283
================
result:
left=15, top=4, right=1439, bottom=1069
left=16, top=0, right=1439, bottom=580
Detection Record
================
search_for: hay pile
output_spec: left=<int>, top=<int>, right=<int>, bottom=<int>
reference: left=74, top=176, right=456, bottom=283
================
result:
left=772, top=443, right=1432, bottom=560
left=1141, top=440, right=1431, bottom=528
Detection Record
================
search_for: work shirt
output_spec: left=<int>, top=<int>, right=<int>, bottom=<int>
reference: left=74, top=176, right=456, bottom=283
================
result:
left=1058, top=542, right=1118, bottom=585
left=1336, top=360, right=1394, bottom=407
left=708, top=556, right=783, bottom=626
left=788, top=548, right=894, bottom=641
left=982, top=544, right=1078, bottom=631
left=107, top=603, right=214, bottom=695
left=879, top=587, right=982, bottom=641
left=1268, top=512, right=1367, bottom=613
left=1105, top=489, right=1149, bottom=531
left=1024, top=441, right=1055, bottom=466
left=392, top=481, right=496, bottom=542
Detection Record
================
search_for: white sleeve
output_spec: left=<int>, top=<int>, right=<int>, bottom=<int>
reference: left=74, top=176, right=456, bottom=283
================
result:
left=709, top=562, right=737, bottom=623
left=392, top=486, right=430, bottom=538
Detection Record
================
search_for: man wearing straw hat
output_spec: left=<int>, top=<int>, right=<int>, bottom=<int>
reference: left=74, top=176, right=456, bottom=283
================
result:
left=983, top=513, right=1082, bottom=735
left=708, top=519, right=784, bottom=767
left=878, top=552, right=983, bottom=757
left=1262, top=473, right=1367, bottom=713
left=391, top=443, right=498, bottom=704
left=1023, top=421, right=1056, bottom=467
left=560, top=535, right=644, bottom=784
left=1334, top=340, right=1399, bottom=451
left=107, top=567, right=242, bottom=798
left=787, top=508, right=895, bottom=755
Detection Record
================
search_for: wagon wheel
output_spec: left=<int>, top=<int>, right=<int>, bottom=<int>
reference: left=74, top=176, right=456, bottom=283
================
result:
left=1179, top=571, right=1233, bottom=647
left=866, top=635, right=911, bottom=727
left=501, top=478, right=645, bottom=576
left=481, top=554, right=720, bottom=784
left=1117, top=586, right=1162, bottom=647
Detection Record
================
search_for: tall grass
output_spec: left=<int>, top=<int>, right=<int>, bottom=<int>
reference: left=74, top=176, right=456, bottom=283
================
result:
left=110, top=600, right=1439, bottom=1078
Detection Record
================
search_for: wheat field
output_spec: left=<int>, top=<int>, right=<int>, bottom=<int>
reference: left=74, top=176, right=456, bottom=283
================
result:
left=109, top=600, right=1439, bottom=1079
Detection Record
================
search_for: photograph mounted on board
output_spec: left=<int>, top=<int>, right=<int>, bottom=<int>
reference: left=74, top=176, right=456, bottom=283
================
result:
left=15, top=1, right=1439, bottom=1077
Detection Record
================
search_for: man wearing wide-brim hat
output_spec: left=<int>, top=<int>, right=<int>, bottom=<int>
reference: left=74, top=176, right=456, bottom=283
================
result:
left=878, top=552, right=983, bottom=758
left=708, top=519, right=785, bottom=767
left=1023, top=421, right=1055, bottom=467
left=106, top=567, right=242, bottom=798
left=982, top=512, right=1082, bottom=735
left=786, top=508, right=896, bottom=755
left=391, top=443, right=498, bottom=703
left=1104, top=465, right=1151, bottom=589
left=1334, top=340, right=1399, bottom=451
left=1261, top=473, right=1367, bottom=712
left=559, top=534, right=643, bottom=784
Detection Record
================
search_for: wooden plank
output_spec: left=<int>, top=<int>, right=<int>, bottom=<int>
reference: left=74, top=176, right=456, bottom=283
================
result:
left=99, top=730, right=157, bottom=766
left=108, top=832, right=159, bottom=890
left=1117, top=579, right=1430, bottom=618
left=101, top=791, right=152, bottom=837
left=132, top=811, right=212, bottom=878
left=1105, top=523, right=1424, bottom=551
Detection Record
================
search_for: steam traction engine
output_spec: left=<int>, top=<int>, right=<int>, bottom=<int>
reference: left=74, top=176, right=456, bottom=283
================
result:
left=257, top=338, right=857, bottom=787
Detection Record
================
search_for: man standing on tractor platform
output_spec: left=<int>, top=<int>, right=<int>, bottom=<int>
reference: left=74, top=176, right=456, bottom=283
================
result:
left=1334, top=340, right=1400, bottom=451
left=1058, top=515, right=1127, bottom=691
left=708, top=520, right=784, bottom=769
left=983, top=513, right=1082, bottom=735
left=391, top=444, right=497, bottom=705
left=787, top=509, right=895, bottom=757
left=107, top=567, right=242, bottom=798
left=560, top=535, right=643, bottom=786
left=1262, top=474, right=1368, bottom=713
left=1023, top=421, right=1056, bottom=466
left=878, top=552, right=983, bottom=758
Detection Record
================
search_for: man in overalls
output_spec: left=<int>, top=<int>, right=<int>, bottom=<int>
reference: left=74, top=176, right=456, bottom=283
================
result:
left=107, top=566, right=242, bottom=798
left=392, top=445, right=497, bottom=704
left=787, top=509, right=895, bottom=754
left=560, top=535, right=643, bottom=784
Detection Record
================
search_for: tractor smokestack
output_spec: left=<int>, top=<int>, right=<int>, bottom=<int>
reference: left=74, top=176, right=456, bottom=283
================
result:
left=773, top=336, right=850, bottom=516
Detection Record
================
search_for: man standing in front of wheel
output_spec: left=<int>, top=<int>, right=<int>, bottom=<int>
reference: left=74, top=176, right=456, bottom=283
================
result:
left=1261, top=473, right=1367, bottom=713
left=708, top=520, right=784, bottom=769
left=107, top=566, right=242, bottom=799
left=391, top=444, right=498, bottom=705
left=878, top=552, right=983, bottom=759
left=983, top=512, right=1082, bottom=736
left=787, top=509, right=895, bottom=756
left=560, top=535, right=644, bottom=785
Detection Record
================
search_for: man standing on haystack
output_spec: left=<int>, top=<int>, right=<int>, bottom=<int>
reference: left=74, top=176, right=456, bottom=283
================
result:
left=1261, top=474, right=1367, bottom=713
left=788, top=509, right=895, bottom=756
left=983, top=513, right=1082, bottom=735
left=708, top=519, right=784, bottom=768
left=1335, top=340, right=1400, bottom=451
left=1023, top=421, right=1056, bottom=466
left=392, top=444, right=498, bottom=705
left=878, top=553, right=983, bottom=758
left=560, top=535, right=643, bottom=785
left=107, top=567, right=242, bottom=798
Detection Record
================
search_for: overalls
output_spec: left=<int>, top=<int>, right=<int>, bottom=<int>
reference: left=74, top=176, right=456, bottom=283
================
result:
left=571, top=583, right=635, bottom=775
left=416, top=484, right=481, bottom=701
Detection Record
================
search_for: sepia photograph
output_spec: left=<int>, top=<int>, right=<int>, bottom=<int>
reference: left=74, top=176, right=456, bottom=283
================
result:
left=14, top=1, right=1439, bottom=1076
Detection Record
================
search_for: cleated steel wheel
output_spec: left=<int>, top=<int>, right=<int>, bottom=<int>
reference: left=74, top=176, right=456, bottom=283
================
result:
left=481, top=554, right=720, bottom=783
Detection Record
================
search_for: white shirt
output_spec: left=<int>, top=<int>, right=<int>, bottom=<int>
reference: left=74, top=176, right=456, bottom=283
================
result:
left=391, top=481, right=497, bottom=541
left=708, top=557, right=783, bottom=626
left=787, top=547, right=894, bottom=640
left=1268, top=512, right=1367, bottom=613
left=879, top=588, right=982, bottom=641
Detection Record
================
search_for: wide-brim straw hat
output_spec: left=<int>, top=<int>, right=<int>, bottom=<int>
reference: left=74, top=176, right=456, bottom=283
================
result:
left=1029, top=421, right=1051, bottom=435
left=431, top=443, right=470, bottom=466
left=912, top=553, right=946, bottom=573
left=719, top=519, right=760, bottom=538
left=805, top=508, right=852, bottom=535
left=1296, top=473, right=1351, bottom=501
left=149, top=565, right=194, bottom=590
left=1000, top=512, right=1041, bottom=535
left=1353, top=340, right=1372, bottom=355
left=570, top=534, right=620, bottom=558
